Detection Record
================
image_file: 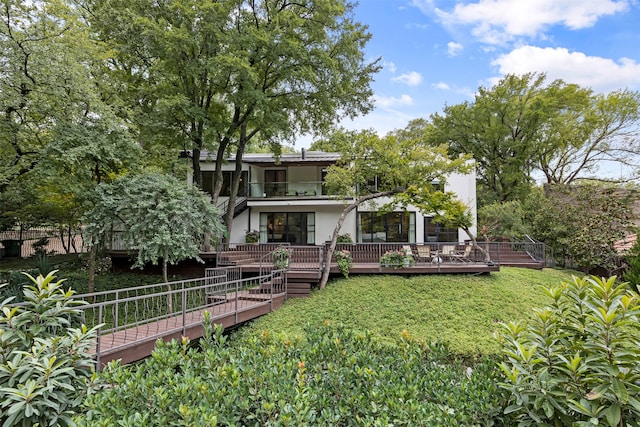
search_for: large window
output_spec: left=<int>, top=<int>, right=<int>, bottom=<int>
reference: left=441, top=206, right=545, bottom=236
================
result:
left=424, top=217, right=458, bottom=242
left=201, top=171, right=248, bottom=197
left=358, top=212, right=415, bottom=243
left=260, top=212, right=315, bottom=244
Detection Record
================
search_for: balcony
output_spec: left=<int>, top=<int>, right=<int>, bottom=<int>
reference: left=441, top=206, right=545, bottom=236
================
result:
left=248, top=181, right=324, bottom=198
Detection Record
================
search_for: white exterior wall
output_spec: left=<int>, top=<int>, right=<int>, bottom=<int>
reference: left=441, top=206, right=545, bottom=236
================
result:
left=192, top=153, right=477, bottom=245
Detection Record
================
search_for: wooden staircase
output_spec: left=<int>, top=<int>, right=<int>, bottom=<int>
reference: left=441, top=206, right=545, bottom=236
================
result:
left=489, top=243, right=545, bottom=269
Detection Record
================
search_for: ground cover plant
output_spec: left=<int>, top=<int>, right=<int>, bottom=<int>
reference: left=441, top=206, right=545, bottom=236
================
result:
left=240, top=267, right=577, bottom=355
left=78, top=317, right=510, bottom=426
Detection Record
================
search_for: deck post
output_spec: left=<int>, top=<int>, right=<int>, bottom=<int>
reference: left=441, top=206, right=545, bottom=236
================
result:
left=234, top=280, right=238, bottom=324
left=96, top=304, right=103, bottom=371
left=114, top=290, right=119, bottom=333
left=181, top=281, right=186, bottom=337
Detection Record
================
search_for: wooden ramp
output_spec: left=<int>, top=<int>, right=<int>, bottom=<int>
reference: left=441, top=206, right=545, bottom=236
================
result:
left=81, top=270, right=287, bottom=369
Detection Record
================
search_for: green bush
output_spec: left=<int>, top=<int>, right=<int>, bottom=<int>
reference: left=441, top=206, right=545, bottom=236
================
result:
left=0, top=271, right=100, bottom=426
left=499, top=275, right=640, bottom=426
left=79, top=319, right=509, bottom=426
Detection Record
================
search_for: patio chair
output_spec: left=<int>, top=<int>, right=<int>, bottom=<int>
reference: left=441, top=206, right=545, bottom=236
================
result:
left=449, top=245, right=473, bottom=263
left=416, top=246, right=431, bottom=262
left=440, top=245, right=458, bottom=262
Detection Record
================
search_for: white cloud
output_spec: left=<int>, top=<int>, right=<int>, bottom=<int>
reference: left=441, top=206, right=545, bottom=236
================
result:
left=447, top=41, right=464, bottom=56
left=434, top=0, right=629, bottom=44
left=433, top=81, right=450, bottom=90
left=392, top=71, right=423, bottom=86
left=374, top=94, right=415, bottom=108
left=383, top=60, right=397, bottom=73
left=492, top=46, right=640, bottom=92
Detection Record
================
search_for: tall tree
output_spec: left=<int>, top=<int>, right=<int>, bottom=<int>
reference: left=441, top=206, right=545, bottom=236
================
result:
left=313, top=126, right=471, bottom=289
left=534, top=89, right=640, bottom=184
left=428, top=73, right=549, bottom=204
left=83, top=0, right=380, bottom=238
left=0, top=0, right=111, bottom=193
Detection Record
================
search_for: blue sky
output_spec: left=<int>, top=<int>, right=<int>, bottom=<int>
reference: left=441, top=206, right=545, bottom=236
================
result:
left=320, top=0, right=640, bottom=141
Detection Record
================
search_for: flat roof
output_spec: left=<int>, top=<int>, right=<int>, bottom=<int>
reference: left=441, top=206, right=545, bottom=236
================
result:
left=183, top=150, right=340, bottom=166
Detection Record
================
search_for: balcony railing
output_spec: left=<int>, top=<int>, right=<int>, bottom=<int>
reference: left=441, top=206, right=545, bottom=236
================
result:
left=248, top=181, right=324, bottom=198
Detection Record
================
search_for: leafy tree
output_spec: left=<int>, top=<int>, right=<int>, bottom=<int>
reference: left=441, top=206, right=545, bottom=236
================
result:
left=83, top=173, right=227, bottom=284
left=428, top=73, right=550, bottom=204
left=623, top=237, right=640, bottom=289
left=525, top=184, right=634, bottom=274
left=535, top=89, right=640, bottom=184
left=0, top=271, right=100, bottom=426
left=84, top=0, right=380, bottom=238
left=0, top=0, right=117, bottom=194
left=427, top=73, right=640, bottom=204
left=314, top=126, right=471, bottom=288
left=477, top=200, right=529, bottom=241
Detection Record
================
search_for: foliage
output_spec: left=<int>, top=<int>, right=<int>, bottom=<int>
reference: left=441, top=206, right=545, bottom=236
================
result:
left=525, top=184, right=634, bottom=273
left=478, top=201, right=529, bottom=241
left=0, top=271, right=100, bottom=426
left=83, top=172, right=227, bottom=281
left=380, top=249, right=414, bottom=269
left=85, top=0, right=380, bottom=238
left=313, top=125, right=471, bottom=288
left=79, top=321, right=509, bottom=426
left=244, top=230, right=259, bottom=244
left=623, top=237, right=640, bottom=288
left=336, top=233, right=354, bottom=244
left=272, top=245, right=291, bottom=270
left=427, top=73, right=640, bottom=204
left=0, top=0, right=112, bottom=194
left=499, top=275, right=640, bottom=426
left=241, top=267, right=577, bottom=355
left=34, top=254, right=53, bottom=276
left=334, top=249, right=353, bottom=278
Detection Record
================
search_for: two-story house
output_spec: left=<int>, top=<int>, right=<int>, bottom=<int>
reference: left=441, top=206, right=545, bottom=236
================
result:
left=188, top=150, right=477, bottom=245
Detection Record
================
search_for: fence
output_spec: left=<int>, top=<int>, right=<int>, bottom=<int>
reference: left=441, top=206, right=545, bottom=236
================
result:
left=0, top=228, right=87, bottom=259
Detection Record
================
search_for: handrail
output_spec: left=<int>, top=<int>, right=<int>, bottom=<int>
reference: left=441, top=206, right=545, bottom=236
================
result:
left=77, top=267, right=286, bottom=368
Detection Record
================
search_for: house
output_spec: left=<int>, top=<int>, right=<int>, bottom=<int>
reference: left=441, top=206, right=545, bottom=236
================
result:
left=187, top=150, right=478, bottom=245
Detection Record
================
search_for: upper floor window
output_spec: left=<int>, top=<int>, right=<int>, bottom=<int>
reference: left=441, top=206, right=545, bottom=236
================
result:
left=201, top=171, right=248, bottom=197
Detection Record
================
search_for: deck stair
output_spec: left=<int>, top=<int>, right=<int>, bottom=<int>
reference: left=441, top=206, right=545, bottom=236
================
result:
left=488, top=243, right=544, bottom=269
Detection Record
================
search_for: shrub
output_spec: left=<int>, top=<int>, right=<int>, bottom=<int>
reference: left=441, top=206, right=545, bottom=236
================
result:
left=0, top=271, right=100, bottom=426
left=245, top=229, right=259, bottom=243
left=79, top=321, right=509, bottom=425
left=499, top=275, right=640, bottom=426
left=336, top=233, right=353, bottom=243
left=380, top=248, right=413, bottom=269
left=272, top=245, right=291, bottom=269
left=334, top=249, right=353, bottom=278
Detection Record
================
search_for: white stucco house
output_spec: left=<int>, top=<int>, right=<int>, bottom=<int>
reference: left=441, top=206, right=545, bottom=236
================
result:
left=186, top=150, right=477, bottom=245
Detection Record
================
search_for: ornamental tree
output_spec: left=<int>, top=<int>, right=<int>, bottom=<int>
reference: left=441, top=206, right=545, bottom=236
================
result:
left=83, top=172, right=227, bottom=284
left=313, top=125, right=471, bottom=288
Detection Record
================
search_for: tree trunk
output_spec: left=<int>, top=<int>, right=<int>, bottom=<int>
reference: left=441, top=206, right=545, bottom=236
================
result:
left=88, top=244, right=97, bottom=295
left=163, top=259, right=173, bottom=314
left=461, top=225, right=491, bottom=263
left=224, top=127, right=248, bottom=242
left=319, top=191, right=397, bottom=289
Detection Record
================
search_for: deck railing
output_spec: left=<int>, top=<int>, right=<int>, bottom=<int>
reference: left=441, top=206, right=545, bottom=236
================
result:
left=248, top=181, right=324, bottom=198
left=71, top=268, right=286, bottom=367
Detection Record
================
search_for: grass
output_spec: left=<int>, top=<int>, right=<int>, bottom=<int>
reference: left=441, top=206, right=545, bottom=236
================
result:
left=239, top=267, right=580, bottom=355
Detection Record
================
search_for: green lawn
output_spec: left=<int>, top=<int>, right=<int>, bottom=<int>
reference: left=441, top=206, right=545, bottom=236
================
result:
left=239, top=267, right=580, bottom=355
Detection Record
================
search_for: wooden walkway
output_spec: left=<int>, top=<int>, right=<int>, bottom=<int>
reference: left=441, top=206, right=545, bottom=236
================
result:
left=84, top=271, right=287, bottom=369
